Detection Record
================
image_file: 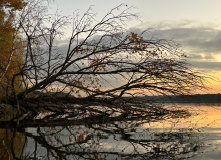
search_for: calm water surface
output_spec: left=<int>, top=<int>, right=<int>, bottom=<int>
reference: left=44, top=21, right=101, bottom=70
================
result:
left=1, top=103, right=221, bottom=160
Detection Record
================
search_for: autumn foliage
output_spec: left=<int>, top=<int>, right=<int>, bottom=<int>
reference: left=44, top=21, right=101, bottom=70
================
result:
left=0, top=0, right=26, bottom=10
left=0, top=1, right=206, bottom=116
left=0, top=0, right=25, bottom=97
left=9, top=1, right=204, bottom=101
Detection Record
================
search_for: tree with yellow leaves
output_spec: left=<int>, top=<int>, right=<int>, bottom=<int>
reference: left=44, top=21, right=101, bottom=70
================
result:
left=1, top=1, right=206, bottom=117
left=0, top=0, right=26, bottom=98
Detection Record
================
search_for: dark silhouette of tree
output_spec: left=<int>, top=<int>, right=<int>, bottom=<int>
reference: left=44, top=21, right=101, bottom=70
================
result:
left=1, top=0, right=206, bottom=117
left=0, top=2, right=210, bottom=160
left=0, top=118, right=202, bottom=160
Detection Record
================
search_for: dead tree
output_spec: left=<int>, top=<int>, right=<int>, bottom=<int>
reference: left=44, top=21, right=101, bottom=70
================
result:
left=3, top=0, right=205, bottom=115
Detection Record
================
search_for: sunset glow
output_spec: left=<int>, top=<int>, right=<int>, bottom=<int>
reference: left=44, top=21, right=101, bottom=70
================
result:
left=50, top=0, right=221, bottom=94
left=143, top=104, right=221, bottom=129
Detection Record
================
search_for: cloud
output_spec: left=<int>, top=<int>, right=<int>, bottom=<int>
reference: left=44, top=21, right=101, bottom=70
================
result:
left=131, top=20, right=221, bottom=54
left=130, top=20, right=221, bottom=71
left=189, top=61, right=221, bottom=70
left=56, top=20, right=221, bottom=71
left=158, top=27, right=221, bottom=53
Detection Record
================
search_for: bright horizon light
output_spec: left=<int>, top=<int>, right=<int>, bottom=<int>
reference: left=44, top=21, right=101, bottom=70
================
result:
left=48, top=0, right=221, bottom=94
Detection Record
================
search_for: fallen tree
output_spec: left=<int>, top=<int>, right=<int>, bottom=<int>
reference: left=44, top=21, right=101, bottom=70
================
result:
left=0, top=0, right=206, bottom=121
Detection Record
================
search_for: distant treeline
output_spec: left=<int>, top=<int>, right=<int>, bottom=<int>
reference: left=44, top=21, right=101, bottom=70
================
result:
left=138, top=94, right=221, bottom=103
left=29, top=91, right=221, bottom=103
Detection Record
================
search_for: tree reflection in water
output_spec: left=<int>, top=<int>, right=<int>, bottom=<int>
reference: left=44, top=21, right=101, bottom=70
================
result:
left=0, top=119, right=203, bottom=160
left=0, top=128, right=26, bottom=159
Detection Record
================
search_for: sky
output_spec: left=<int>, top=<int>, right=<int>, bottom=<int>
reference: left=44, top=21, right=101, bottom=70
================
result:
left=49, top=0, right=221, bottom=94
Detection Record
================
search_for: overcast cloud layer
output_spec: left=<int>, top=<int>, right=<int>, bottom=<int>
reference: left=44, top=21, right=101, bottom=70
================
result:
left=131, top=20, right=221, bottom=71
left=57, top=20, right=221, bottom=72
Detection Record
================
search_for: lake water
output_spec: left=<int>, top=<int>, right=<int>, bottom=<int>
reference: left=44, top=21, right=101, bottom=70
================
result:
left=1, top=103, right=221, bottom=160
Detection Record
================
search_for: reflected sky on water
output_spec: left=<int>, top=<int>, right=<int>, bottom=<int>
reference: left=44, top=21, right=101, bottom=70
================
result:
left=1, top=103, right=221, bottom=160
